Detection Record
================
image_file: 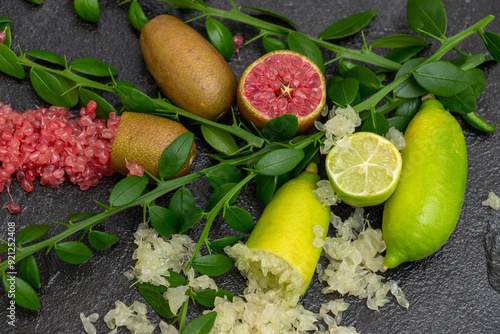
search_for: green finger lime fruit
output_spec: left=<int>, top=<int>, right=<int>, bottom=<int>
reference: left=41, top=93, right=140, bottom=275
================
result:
left=227, top=163, right=330, bottom=299
left=382, top=98, right=468, bottom=269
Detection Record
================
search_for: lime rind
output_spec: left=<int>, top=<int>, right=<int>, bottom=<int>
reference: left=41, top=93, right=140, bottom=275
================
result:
left=326, top=132, right=402, bottom=207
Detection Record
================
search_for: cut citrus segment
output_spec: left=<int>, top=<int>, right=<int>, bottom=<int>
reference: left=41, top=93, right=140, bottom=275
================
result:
left=237, top=50, right=326, bottom=133
left=325, top=132, right=402, bottom=207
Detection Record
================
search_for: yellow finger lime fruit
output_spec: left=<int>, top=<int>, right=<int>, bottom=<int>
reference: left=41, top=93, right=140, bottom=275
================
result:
left=325, top=132, right=403, bottom=207
left=382, top=98, right=467, bottom=269
left=110, top=112, right=196, bottom=179
left=226, top=163, right=330, bottom=300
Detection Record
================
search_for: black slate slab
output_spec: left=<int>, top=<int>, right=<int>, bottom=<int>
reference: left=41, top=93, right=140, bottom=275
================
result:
left=0, top=0, right=500, bottom=333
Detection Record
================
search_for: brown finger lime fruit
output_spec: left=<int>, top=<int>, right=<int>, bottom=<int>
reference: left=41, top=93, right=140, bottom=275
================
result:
left=110, top=112, right=196, bottom=179
left=382, top=98, right=467, bottom=269
left=237, top=50, right=326, bottom=134
left=140, top=15, right=237, bottom=121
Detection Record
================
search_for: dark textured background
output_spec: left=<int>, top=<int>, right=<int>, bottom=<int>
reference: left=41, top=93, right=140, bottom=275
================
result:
left=1, top=1, right=500, bottom=333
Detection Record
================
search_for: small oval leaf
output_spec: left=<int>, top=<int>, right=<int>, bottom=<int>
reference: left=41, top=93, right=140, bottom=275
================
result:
left=109, top=175, right=149, bottom=206
left=328, top=77, right=359, bottom=107
left=200, top=125, right=238, bottom=156
left=371, top=34, right=429, bottom=48
left=25, top=49, right=65, bottom=67
left=407, top=0, right=447, bottom=39
left=71, top=57, right=118, bottom=77
left=205, top=183, right=240, bottom=212
left=78, top=88, right=118, bottom=119
left=0, top=44, right=25, bottom=79
left=206, top=165, right=243, bottom=189
left=17, top=224, right=52, bottom=245
left=287, top=31, right=325, bottom=74
left=262, top=36, right=288, bottom=53
left=30, top=68, right=76, bottom=109
left=179, top=208, right=204, bottom=234
left=195, top=289, right=234, bottom=308
left=483, top=32, right=500, bottom=63
left=149, top=205, right=179, bottom=238
left=159, top=132, right=195, bottom=180
left=115, top=86, right=157, bottom=114
left=255, top=149, right=305, bottom=176
left=262, top=114, right=298, bottom=142
left=128, top=0, right=149, bottom=32
left=54, top=241, right=92, bottom=264
left=209, top=236, right=244, bottom=253
left=19, top=255, right=41, bottom=289
left=385, top=45, right=426, bottom=64
left=169, top=187, right=196, bottom=219
left=138, top=286, right=175, bottom=319
left=319, top=10, right=378, bottom=40
left=414, top=61, right=471, bottom=97
left=205, top=17, right=233, bottom=61
left=192, top=255, right=234, bottom=277
left=241, top=5, right=298, bottom=28
left=182, top=312, right=217, bottom=334
left=437, top=86, right=477, bottom=114
left=343, top=66, right=382, bottom=98
left=255, top=174, right=277, bottom=207
left=74, top=0, right=100, bottom=23
left=3, top=275, right=40, bottom=310
left=88, top=230, right=119, bottom=251
left=224, top=206, right=254, bottom=233
left=361, top=111, right=390, bottom=136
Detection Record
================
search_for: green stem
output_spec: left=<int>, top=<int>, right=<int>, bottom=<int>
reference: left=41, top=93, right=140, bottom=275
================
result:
left=178, top=296, right=190, bottom=333
left=160, top=0, right=401, bottom=71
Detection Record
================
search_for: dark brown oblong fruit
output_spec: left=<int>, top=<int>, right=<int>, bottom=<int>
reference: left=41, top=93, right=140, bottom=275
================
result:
left=140, top=15, right=237, bottom=121
left=110, top=112, right=196, bottom=179
left=237, top=50, right=327, bottom=133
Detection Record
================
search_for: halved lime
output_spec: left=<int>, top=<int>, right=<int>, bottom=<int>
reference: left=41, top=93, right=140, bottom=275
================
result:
left=325, top=132, right=402, bottom=207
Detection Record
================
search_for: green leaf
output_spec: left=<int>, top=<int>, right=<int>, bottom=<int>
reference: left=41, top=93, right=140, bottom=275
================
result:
left=294, top=143, right=319, bottom=177
left=388, top=98, right=421, bottom=132
left=453, top=54, right=486, bottom=71
left=255, top=174, right=277, bottom=207
left=192, top=255, right=234, bottom=277
left=128, top=0, right=148, bottom=32
left=159, top=132, right=195, bottom=180
left=361, top=110, right=390, bottom=136
left=287, top=31, right=325, bottom=74
left=262, top=114, right=298, bottom=142
left=0, top=21, right=12, bottom=48
left=385, top=45, right=426, bottom=64
left=200, top=125, right=238, bottom=156
left=67, top=212, right=95, bottom=223
left=169, top=188, right=196, bottom=219
left=182, top=311, right=217, bottom=334
left=17, top=224, right=52, bottom=245
left=74, top=0, right=100, bottom=23
left=138, top=286, right=175, bottom=319
left=206, top=165, right=243, bottom=189
left=393, top=58, right=427, bottom=98
left=438, top=86, right=476, bottom=114
left=255, top=149, right=305, bottom=176
left=3, top=275, right=40, bottom=310
left=343, top=66, right=382, bottom=98
left=205, top=183, right=239, bottom=212
left=407, top=0, right=447, bottom=39
left=328, top=77, right=359, bottom=107
left=30, top=68, right=77, bottom=109
left=0, top=44, right=25, bottom=79
left=338, top=60, right=358, bottom=76
left=19, top=255, right=41, bottom=289
left=70, top=57, right=118, bottom=77
left=466, top=68, right=486, bottom=98
left=371, top=34, right=429, bottom=48
left=109, top=175, right=149, bottom=207
left=149, top=205, right=179, bottom=238
left=195, top=289, right=234, bottom=308
left=26, top=0, right=43, bottom=3
left=88, top=230, right=119, bottom=251
left=178, top=208, right=204, bottom=234
left=208, top=236, right=244, bottom=253
left=78, top=88, right=118, bottom=119
left=241, top=5, right=298, bottom=28
left=224, top=207, right=254, bottom=233
left=205, top=17, right=233, bottom=61
left=165, top=271, right=188, bottom=287
left=262, top=36, right=288, bottom=53
left=319, top=10, right=378, bottom=40
left=482, top=32, right=500, bottom=62
left=25, top=49, right=65, bottom=67
left=115, top=86, right=157, bottom=114
left=54, top=241, right=93, bottom=264
left=414, top=61, right=471, bottom=97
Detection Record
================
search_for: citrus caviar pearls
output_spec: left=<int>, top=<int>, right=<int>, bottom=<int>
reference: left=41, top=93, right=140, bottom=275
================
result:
left=0, top=101, right=120, bottom=212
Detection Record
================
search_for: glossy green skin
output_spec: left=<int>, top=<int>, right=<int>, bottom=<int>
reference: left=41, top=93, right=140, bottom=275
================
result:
left=382, top=99, right=468, bottom=269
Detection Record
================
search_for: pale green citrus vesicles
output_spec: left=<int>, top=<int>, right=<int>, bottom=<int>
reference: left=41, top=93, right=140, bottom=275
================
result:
left=382, top=98, right=468, bottom=269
